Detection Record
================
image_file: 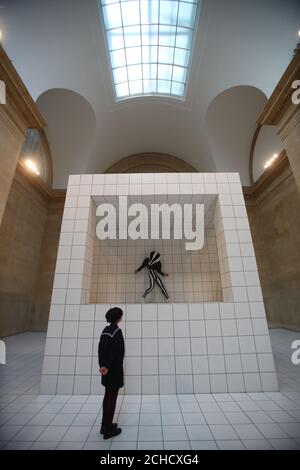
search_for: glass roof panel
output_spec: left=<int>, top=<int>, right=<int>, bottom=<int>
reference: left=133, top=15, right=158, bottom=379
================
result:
left=100, top=0, right=199, bottom=99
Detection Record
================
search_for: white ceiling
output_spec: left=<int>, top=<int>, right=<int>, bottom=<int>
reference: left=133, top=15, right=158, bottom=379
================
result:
left=1, top=0, right=299, bottom=188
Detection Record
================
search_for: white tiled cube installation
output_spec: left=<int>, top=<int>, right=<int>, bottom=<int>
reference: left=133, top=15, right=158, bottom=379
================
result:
left=41, top=172, right=278, bottom=394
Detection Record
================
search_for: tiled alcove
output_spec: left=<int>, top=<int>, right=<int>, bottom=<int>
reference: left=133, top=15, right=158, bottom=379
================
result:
left=90, top=234, right=223, bottom=303
left=41, top=172, right=278, bottom=395
left=90, top=193, right=222, bottom=303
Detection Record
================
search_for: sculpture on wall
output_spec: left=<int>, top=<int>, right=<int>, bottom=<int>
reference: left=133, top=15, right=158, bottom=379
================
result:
left=135, top=251, right=169, bottom=300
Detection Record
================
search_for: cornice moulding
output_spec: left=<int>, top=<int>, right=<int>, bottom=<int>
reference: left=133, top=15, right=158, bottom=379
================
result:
left=257, top=50, right=300, bottom=126
left=0, top=44, right=46, bottom=129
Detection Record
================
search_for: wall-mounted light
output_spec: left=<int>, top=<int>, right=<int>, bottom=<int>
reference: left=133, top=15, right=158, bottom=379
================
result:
left=24, top=159, right=40, bottom=176
left=294, top=30, right=300, bottom=55
left=264, top=153, right=279, bottom=170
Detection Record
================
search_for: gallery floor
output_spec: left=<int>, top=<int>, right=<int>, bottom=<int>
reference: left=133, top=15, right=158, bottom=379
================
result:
left=0, top=329, right=300, bottom=450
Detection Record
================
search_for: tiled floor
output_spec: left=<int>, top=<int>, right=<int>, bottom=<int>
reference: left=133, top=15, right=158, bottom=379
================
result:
left=0, top=328, right=300, bottom=450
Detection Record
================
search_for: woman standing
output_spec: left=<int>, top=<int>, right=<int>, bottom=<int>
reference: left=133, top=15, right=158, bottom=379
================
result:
left=98, top=307, right=124, bottom=440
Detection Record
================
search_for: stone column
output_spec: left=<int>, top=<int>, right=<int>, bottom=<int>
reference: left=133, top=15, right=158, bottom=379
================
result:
left=0, top=45, right=46, bottom=225
left=257, top=49, right=300, bottom=194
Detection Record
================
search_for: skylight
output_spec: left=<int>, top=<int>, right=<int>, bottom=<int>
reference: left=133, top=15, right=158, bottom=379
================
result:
left=99, top=0, right=199, bottom=100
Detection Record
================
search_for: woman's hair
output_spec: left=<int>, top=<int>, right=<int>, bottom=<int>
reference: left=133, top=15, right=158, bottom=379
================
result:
left=105, top=307, right=123, bottom=324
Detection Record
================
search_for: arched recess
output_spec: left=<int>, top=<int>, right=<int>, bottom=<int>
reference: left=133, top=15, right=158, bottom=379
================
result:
left=19, top=128, right=53, bottom=187
left=36, top=88, right=97, bottom=189
left=105, top=153, right=197, bottom=173
left=206, top=85, right=267, bottom=186
left=249, top=125, right=284, bottom=183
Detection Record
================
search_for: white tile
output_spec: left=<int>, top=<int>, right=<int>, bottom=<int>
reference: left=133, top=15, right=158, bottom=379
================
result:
left=157, top=304, right=172, bottom=320
left=78, top=322, right=94, bottom=338
left=188, top=303, right=204, bottom=320
left=236, top=319, right=253, bottom=336
left=224, top=412, right=250, bottom=424
left=158, top=321, right=174, bottom=338
left=210, top=374, right=228, bottom=393
left=193, top=375, right=211, bottom=393
left=174, top=321, right=190, bottom=337
left=277, top=423, right=300, bottom=439
left=209, top=355, right=226, bottom=373
left=56, top=376, right=74, bottom=395
left=205, top=320, right=221, bottom=337
left=190, top=440, right=218, bottom=449
left=159, top=376, right=176, bottom=394
left=175, top=356, right=192, bottom=374
left=163, top=425, right=188, bottom=441
left=175, top=337, right=191, bottom=355
left=138, top=425, right=163, bottom=441
left=50, top=414, right=77, bottom=426
left=112, top=426, right=139, bottom=442
left=142, top=304, right=157, bottom=321
left=62, top=426, right=92, bottom=441
left=182, top=413, right=206, bottom=425
left=204, top=412, right=229, bottom=425
left=143, top=338, right=158, bottom=355
left=191, top=338, right=207, bottom=355
left=137, top=441, right=164, bottom=450
left=173, top=304, right=188, bottom=320
left=269, top=438, right=300, bottom=450
left=192, top=356, right=209, bottom=374
left=217, top=440, right=245, bottom=450
left=239, top=336, right=256, bottom=353
left=227, top=374, right=245, bottom=392
left=243, top=373, right=262, bottom=392
left=125, top=376, right=142, bottom=394
left=190, top=320, right=205, bottom=337
left=241, top=354, right=259, bottom=373
left=13, top=426, right=45, bottom=441
left=209, top=424, right=238, bottom=440
left=36, top=425, right=69, bottom=441
left=219, top=303, right=235, bottom=319
left=207, top=336, right=224, bottom=355
left=223, top=337, right=240, bottom=354
left=142, top=376, right=159, bottom=394
left=176, top=375, right=193, bottom=394
left=232, top=423, right=263, bottom=439
left=256, top=423, right=289, bottom=439
left=125, top=356, right=142, bottom=375
left=47, top=321, right=63, bottom=338
left=225, top=355, right=242, bottom=373
left=142, top=322, right=157, bottom=338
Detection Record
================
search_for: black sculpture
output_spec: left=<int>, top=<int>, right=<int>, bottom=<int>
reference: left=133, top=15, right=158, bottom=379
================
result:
left=135, top=251, right=169, bottom=299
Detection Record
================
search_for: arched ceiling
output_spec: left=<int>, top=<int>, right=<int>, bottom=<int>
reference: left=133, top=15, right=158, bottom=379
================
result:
left=37, top=89, right=97, bottom=189
left=206, top=86, right=267, bottom=185
left=1, top=0, right=299, bottom=188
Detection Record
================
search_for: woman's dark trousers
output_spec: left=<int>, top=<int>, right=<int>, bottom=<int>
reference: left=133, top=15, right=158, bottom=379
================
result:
left=102, top=387, right=119, bottom=428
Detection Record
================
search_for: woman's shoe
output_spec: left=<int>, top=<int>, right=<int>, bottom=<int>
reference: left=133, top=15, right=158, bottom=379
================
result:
left=100, top=423, right=118, bottom=434
left=103, top=427, right=122, bottom=440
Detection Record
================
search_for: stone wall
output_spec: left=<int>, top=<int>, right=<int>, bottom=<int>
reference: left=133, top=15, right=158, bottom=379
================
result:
left=247, top=166, right=300, bottom=330
left=0, top=44, right=46, bottom=225
left=0, top=111, right=25, bottom=225
left=0, top=169, right=48, bottom=336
